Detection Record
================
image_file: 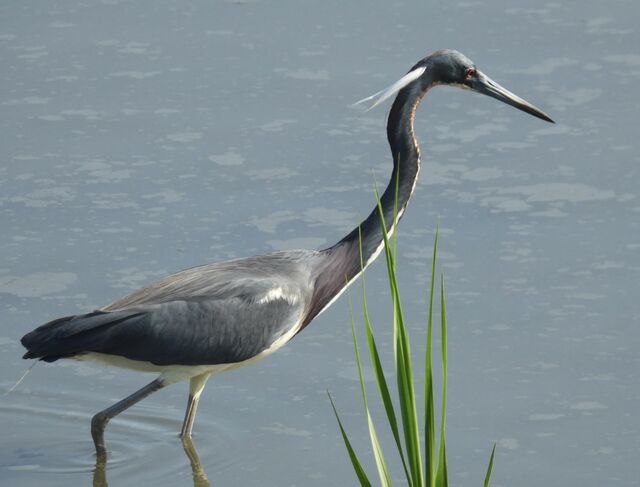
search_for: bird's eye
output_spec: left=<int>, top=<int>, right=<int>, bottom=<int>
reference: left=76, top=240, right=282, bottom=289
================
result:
left=464, top=68, right=476, bottom=79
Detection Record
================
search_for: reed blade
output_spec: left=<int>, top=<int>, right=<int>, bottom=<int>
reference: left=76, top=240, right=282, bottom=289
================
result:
left=375, top=193, right=424, bottom=486
left=328, top=392, right=372, bottom=487
left=483, top=444, right=497, bottom=487
left=424, top=227, right=439, bottom=486
left=349, top=296, right=393, bottom=486
left=435, top=274, right=449, bottom=486
left=360, top=274, right=412, bottom=483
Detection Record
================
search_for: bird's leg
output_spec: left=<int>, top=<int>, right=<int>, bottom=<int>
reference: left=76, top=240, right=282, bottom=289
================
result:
left=180, top=373, right=211, bottom=438
left=91, top=378, right=165, bottom=456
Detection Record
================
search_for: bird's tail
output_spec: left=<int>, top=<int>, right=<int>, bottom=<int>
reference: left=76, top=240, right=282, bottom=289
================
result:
left=21, top=310, right=145, bottom=362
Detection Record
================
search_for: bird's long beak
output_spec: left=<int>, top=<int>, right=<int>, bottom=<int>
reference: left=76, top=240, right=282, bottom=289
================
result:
left=471, top=71, right=554, bottom=123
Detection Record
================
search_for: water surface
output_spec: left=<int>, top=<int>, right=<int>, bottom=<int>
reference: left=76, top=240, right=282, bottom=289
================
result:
left=1, top=1, right=638, bottom=485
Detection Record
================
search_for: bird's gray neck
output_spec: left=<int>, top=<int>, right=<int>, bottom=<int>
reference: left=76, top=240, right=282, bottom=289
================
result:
left=302, top=76, right=432, bottom=327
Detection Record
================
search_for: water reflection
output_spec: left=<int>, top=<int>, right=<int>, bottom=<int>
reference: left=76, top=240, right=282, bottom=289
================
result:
left=182, top=438, right=212, bottom=487
left=92, top=454, right=108, bottom=487
left=92, top=437, right=211, bottom=487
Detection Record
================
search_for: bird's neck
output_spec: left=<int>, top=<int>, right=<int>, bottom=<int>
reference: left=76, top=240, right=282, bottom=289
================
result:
left=348, top=81, right=425, bottom=263
left=303, top=77, right=431, bottom=325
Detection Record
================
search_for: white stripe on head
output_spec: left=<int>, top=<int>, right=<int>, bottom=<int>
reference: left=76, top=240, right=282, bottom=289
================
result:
left=351, top=66, right=426, bottom=112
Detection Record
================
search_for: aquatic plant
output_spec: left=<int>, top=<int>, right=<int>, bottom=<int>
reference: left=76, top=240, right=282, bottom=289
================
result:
left=329, top=223, right=496, bottom=486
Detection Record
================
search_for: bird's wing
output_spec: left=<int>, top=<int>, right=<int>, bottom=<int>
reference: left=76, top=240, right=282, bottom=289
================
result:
left=103, top=296, right=307, bottom=365
left=22, top=294, right=306, bottom=366
left=103, top=250, right=318, bottom=309
left=22, top=250, right=319, bottom=365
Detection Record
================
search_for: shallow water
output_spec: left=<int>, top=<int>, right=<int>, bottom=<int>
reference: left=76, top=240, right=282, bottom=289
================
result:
left=1, top=0, right=639, bottom=486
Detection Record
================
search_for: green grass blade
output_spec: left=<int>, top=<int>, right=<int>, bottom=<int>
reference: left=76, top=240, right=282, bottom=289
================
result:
left=483, top=444, right=497, bottom=487
left=361, top=279, right=412, bottom=484
left=349, top=296, right=393, bottom=487
left=375, top=193, right=424, bottom=486
left=394, top=311, right=423, bottom=487
left=334, top=219, right=497, bottom=487
left=366, top=411, right=393, bottom=487
left=358, top=226, right=409, bottom=475
left=435, top=273, right=449, bottom=487
left=373, top=187, right=400, bottom=363
left=357, top=221, right=412, bottom=484
left=424, top=377, right=435, bottom=487
left=434, top=439, right=448, bottom=487
left=424, top=227, right=439, bottom=487
left=327, top=391, right=372, bottom=487
left=373, top=188, right=399, bottom=297
left=391, top=159, right=401, bottom=261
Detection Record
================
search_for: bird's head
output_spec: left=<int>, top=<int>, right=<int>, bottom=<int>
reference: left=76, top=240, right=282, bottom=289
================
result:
left=354, top=49, right=554, bottom=123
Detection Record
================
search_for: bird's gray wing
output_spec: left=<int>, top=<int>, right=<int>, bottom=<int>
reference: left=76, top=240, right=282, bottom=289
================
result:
left=22, top=251, right=318, bottom=365
left=22, top=295, right=305, bottom=366
left=104, top=250, right=318, bottom=310
left=102, top=296, right=306, bottom=365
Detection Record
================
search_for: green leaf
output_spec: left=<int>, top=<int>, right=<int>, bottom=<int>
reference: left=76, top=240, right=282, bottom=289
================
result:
left=361, top=276, right=412, bottom=483
left=483, top=444, right=497, bottom=487
left=435, top=273, right=449, bottom=487
left=392, top=160, right=401, bottom=260
left=349, top=296, right=393, bottom=487
left=424, top=226, right=439, bottom=487
left=434, top=438, right=448, bottom=487
left=332, top=216, right=499, bottom=487
left=328, top=391, right=372, bottom=487
left=375, top=193, right=424, bottom=486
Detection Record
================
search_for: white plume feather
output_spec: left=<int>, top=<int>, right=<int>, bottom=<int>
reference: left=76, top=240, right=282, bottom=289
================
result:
left=351, top=66, right=426, bottom=112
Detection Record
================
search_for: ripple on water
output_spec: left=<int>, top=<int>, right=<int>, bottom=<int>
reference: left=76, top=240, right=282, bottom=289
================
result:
left=1, top=387, right=242, bottom=485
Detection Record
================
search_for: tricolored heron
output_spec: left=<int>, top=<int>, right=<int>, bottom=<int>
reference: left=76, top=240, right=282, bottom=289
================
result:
left=21, top=49, right=553, bottom=455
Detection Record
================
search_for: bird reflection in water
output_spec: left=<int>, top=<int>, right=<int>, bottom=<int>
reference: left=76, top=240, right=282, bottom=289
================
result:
left=92, top=437, right=211, bottom=487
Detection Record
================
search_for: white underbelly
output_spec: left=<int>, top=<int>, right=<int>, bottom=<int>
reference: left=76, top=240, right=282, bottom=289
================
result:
left=77, top=353, right=235, bottom=384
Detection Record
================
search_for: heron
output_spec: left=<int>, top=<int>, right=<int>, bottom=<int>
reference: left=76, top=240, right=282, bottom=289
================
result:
left=21, top=49, right=553, bottom=455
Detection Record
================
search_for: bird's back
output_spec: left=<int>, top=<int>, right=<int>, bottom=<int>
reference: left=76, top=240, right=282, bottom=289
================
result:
left=104, top=249, right=318, bottom=310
